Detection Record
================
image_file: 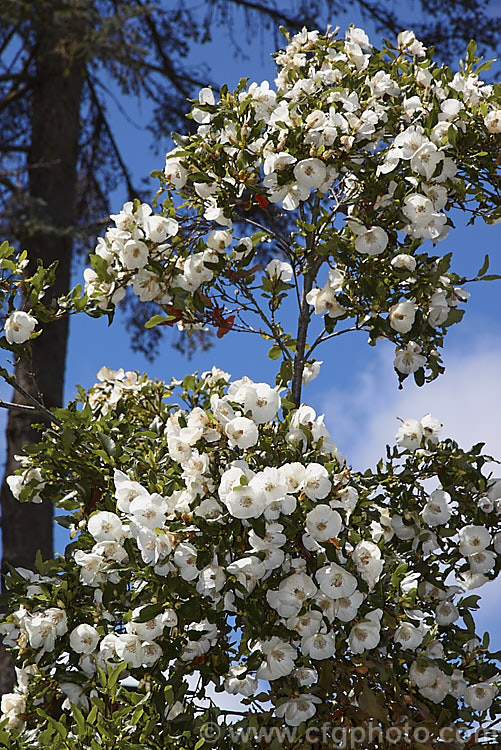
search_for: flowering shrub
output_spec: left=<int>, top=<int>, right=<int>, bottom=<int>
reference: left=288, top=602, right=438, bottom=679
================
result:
left=81, top=27, right=500, bottom=392
left=1, top=23, right=501, bottom=750
left=1, top=369, right=500, bottom=748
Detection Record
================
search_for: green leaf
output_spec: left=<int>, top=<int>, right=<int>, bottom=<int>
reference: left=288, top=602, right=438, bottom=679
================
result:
left=268, top=344, right=282, bottom=360
left=477, top=254, right=489, bottom=277
left=97, top=432, right=116, bottom=456
left=144, top=314, right=172, bottom=329
left=61, top=427, right=77, bottom=450
left=134, top=603, right=164, bottom=622
left=413, top=368, right=425, bottom=387
left=72, top=705, right=86, bottom=736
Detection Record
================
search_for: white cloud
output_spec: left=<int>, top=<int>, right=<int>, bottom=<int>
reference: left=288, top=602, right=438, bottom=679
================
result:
left=322, top=336, right=501, bottom=470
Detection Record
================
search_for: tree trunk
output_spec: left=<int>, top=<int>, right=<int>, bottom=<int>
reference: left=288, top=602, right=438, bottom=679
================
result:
left=0, top=5, right=85, bottom=695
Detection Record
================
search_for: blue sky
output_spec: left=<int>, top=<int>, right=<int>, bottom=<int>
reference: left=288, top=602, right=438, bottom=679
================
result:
left=2, top=3, right=501, bottom=648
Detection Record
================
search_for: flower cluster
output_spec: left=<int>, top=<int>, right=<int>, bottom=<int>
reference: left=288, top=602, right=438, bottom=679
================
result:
left=81, top=27, right=500, bottom=391
left=1, top=369, right=499, bottom=743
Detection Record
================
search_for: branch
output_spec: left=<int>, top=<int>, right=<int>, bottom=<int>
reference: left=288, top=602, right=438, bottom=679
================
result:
left=0, top=400, right=37, bottom=415
left=290, top=197, right=323, bottom=406
left=6, top=380, right=62, bottom=426
left=133, top=0, right=192, bottom=98
left=355, top=0, right=400, bottom=35
left=306, top=325, right=364, bottom=358
left=86, top=76, right=141, bottom=202
left=234, top=211, right=291, bottom=255
left=225, top=0, right=305, bottom=28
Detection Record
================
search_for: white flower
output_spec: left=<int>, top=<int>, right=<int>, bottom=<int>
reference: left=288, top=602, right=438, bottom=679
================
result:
left=316, top=562, right=358, bottom=599
left=263, top=150, right=296, bottom=176
left=280, top=462, right=305, bottom=494
left=394, top=342, right=426, bottom=375
left=192, top=86, right=215, bottom=124
left=256, top=637, right=297, bottom=680
left=346, top=26, right=372, bottom=51
left=225, top=416, right=259, bottom=449
left=410, top=142, right=443, bottom=179
left=391, top=254, right=416, bottom=272
left=69, top=624, right=100, bottom=654
left=173, top=542, right=199, bottom=580
left=388, top=300, right=416, bottom=333
left=435, top=601, right=459, bottom=625
left=250, top=467, right=287, bottom=504
left=74, top=550, right=107, bottom=586
left=267, top=573, right=317, bottom=618
left=306, top=282, right=345, bottom=318
left=303, top=463, right=331, bottom=500
left=207, top=229, right=233, bottom=252
left=354, top=226, right=388, bottom=255
left=287, top=610, right=323, bottom=636
left=306, top=505, right=342, bottom=542
left=128, top=610, right=166, bottom=641
left=129, top=493, right=167, bottom=530
left=120, top=239, right=149, bottom=269
left=484, top=110, right=501, bottom=134
left=144, top=215, right=178, bottom=243
left=420, top=414, right=442, bottom=443
left=293, top=158, right=327, bottom=189
left=196, top=563, right=226, bottom=597
left=458, top=525, right=491, bottom=556
left=349, top=610, right=382, bottom=654
left=420, top=670, right=452, bottom=703
left=301, top=631, right=336, bottom=660
left=333, top=591, right=364, bottom=622
left=422, top=489, right=452, bottom=527
left=395, top=419, right=423, bottom=450
left=352, top=541, right=383, bottom=589
left=302, top=361, right=322, bottom=385
left=164, top=150, right=188, bottom=188
left=218, top=462, right=254, bottom=498
left=224, top=482, right=266, bottom=519
left=6, top=467, right=45, bottom=503
left=397, top=30, right=426, bottom=57
left=114, top=633, right=144, bottom=667
left=1, top=692, right=26, bottom=730
left=24, top=614, right=58, bottom=653
left=450, top=669, right=466, bottom=698
left=402, top=194, right=434, bottom=224
left=4, top=311, right=37, bottom=344
left=464, top=683, right=497, bottom=711
left=393, top=622, right=425, bottom=650
left=114, top=469, right=147, bottom=513
left=266, top=259, right=293, bottom=282
left=88, top=511, right=124, bottom=543
left=142, top=641, right=162, bottom=666
left=237, top=381, right=281, bottom=424
left=275, top=694, right=321, bottom=726
left=469, top=549, right=496, bottom=574
left=410, top=661, right=440, bottom=688
left=458, top=571, right=489, bottom=590
left=227, top=556, right=266, bottom=592
left=293, top=667, right=318, bottom=687
left=165, top=701, right=185, bottom=720
left=224, top=665, right=258, bottom=696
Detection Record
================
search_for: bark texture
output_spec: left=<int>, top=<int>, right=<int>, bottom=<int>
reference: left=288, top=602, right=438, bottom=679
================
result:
left=0, top=6, right=84, bottom=695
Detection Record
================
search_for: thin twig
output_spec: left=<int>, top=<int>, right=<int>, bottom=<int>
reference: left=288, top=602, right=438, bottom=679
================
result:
left=8, top=380, right=62, bottom=426
left=0, top=400, right=37, bottom=414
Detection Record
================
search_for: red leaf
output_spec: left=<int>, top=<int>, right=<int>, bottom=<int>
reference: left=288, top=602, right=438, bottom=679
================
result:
left=217, top=314, right=235, bottom=338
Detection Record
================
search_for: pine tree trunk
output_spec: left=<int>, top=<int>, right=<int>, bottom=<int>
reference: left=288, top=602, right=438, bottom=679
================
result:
left=0, top=6, right=85, bottom=695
